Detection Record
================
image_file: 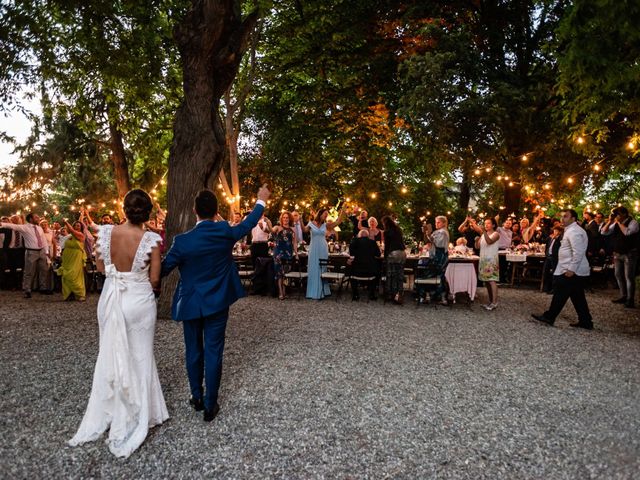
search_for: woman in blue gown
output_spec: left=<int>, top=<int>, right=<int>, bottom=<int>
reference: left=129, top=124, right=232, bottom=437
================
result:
left=304, top=207, right=346, bottom=299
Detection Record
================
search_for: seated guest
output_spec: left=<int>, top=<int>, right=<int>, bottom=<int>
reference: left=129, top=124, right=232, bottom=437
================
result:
left=454, top=237, right=470, bottom=254
left=542, top=225, right=563, bottom=294
left=349, top=230, right=381, bottom=301
left=368, top=216, right=383, bottom=242
left=511, top=222, right=522, bottom=246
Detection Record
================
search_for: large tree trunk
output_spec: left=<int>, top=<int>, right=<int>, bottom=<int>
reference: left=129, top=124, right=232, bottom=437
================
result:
left=108, top=122, right=131, bottom=199
left=158, top=1, right=258, bottom=318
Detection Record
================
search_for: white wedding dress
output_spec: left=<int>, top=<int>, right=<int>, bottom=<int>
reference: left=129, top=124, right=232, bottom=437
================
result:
left=68, top=225, right=169, bottom=458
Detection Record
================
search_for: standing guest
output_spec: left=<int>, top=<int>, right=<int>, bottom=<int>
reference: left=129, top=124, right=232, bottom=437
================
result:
left=272, top=211, right=298, bottom=300
left=367, top=216, right=383, bottom=242
left=250, top=213, right=272, bottom=267
left=471, top=217, right=501, bottom=310
left=0, top=213, right=50, bottom=298
left=381, top=216, right=406, bottom=304
left=304, top=207, right=347, bottom=299
left=39, top=219, right=56, bottom=293
left=532, top=209, right=593, bottom=329
left=349, top=229, right=381, bottom=301
left=161, top=186, right=270, bottom=422
left=0, top=218, right=10, bottom=290
left=496, top=217, right=513, bottom=283
left=6, top=215, right=25, bottom=291
left=542, top=225, right=564, bottom=294
left=229, top=212, right=242, bottom=226
left=521, top=211, right=544, bottom=244
left=100, top=213, right=114, bottom=225
left=583, top=210, right=600, bottom=258
left=423, top=215, right=450, bottom=304
left=600, top=206, right=639, bottom=308
left=291, top=211, right=306, bottom=245
left=458, top=216, right=479, bottom=253
left=349, top=207, right=368, bottom=238
left=57, top=220, right=87, bottom=301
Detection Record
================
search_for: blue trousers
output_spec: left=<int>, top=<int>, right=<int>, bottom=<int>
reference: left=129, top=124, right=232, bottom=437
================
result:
left=182, top=308, right=229, bottom=410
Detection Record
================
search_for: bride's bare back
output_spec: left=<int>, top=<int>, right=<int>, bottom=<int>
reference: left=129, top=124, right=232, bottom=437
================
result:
left=96, top=223, right=161, bottom=289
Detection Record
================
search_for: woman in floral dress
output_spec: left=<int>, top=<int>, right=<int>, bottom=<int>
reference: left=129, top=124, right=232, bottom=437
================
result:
left=272, top=211, right=298, bottom=300
left=470, top=217, right=501, bottom=310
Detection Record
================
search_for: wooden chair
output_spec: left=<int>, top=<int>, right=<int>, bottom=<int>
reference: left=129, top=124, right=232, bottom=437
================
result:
left=320, top=258, right=349, bottom=301
left=283, top=257, right=308, bottom=300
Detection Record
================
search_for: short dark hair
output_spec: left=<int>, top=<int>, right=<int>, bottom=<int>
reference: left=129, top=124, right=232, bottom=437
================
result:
left=194, top=190, right=218, bottom=218
left=26, top=213, right=35, bottom=223
left=123, top=189, right=153, bottom=224
left=618, top=206, right=629, bottom=216
left=563, top=209, right=578, bottom=221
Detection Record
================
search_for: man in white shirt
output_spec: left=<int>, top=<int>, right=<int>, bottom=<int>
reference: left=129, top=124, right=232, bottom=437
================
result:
left=0, top=213, right=51, bottom=297
left=532, top=209, right=593, bottom=329
left=291, top=211, right=305, bottom=245
left=600, top=206, right=639, bottom=308
left=250, top=213, right=272, bottom=267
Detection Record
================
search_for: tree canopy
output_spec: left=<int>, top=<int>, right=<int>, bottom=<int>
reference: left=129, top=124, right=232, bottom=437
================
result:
left=1, top=0, right=639, bottom=227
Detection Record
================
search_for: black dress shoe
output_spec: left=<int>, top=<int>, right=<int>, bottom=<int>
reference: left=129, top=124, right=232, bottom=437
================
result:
left=189, top=397, right=204, bottom=412
left=624, top=302, right=635, bottom=309
left=352, top=295, right=360, bottom=301
left=203, top=403, right=220, bottom=422
left=569, top=322, right=593, bottom=330
left=612, top=297, right=627, bottom=304
left=23, top=291, right=31, bottom=299
left=39, top=290, right=53, bottom=295
left=531, top=313, right=553, bottom=326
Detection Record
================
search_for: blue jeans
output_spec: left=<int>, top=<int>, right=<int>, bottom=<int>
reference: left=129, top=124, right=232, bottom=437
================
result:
left=182, top=308, right=229, bottom=410
left=614, top=250, right=638, bottom=303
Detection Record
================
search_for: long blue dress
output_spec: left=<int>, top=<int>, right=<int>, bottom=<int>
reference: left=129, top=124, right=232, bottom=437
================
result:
left=306, top=222, right=331, bottom=299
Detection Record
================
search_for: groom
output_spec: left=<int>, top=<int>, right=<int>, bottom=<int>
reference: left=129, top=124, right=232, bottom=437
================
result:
left=161, top=184, right=270, bottom=421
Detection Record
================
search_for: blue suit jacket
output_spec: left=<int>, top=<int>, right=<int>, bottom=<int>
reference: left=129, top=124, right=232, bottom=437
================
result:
left=161, top=204, right=264, bottom=321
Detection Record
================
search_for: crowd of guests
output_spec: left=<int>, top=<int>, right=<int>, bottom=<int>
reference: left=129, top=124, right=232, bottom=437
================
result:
left=1, top=198, right=638, bottom=317
left=0, top=205, right=166, bottom=302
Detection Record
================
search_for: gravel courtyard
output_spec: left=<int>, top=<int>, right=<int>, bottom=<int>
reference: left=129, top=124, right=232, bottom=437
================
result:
left=1, top=287, right=639, bottom=479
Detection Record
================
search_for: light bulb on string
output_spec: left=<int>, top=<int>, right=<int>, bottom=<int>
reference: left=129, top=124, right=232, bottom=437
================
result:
left=567, top=177, right=574, bottom=184
left=496, top=175, right=502, bottom=181
left=435, top=180, right=443, bottom=186
left=627, top=141, right=636, bottom=150
left=485, top=167, right=491, bottom=172
left=401, top=187, right=408, bottom=194
left=521, top=155, right=528, bottom=161
left=593, top=164, right=601, bottom=172
left=576, top=136, right=585, bottom=144
left=474, top=169, right=481, bottom=175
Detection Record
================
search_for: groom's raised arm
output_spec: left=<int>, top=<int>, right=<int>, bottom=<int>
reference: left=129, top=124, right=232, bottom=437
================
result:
left=161, top=236, right=183, bottom=277
left=230, top=185, right=271, bottom=242
left=230, top=202, right=265, bottom=242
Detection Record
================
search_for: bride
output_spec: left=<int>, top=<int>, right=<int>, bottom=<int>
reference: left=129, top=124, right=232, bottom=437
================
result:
left=68, top=189, right=169, bottom=458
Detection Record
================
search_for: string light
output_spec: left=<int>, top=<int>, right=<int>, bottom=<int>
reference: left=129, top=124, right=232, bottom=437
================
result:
left=576, top=136, right=585, bottom=144
left=435, top=180, right=443, bottom=186
left=485, top=167, right=491, bottom=172
left=401, top=187, right=408, bottom=194
left=567, top=177, right=574, bottom=184
left=593, top=164, right=601, bottom=172
left=627, top=141, right=636, bottom=150
left=474, top=169, right=481, bottom=175
left=521, top=155, right=528, bottom=161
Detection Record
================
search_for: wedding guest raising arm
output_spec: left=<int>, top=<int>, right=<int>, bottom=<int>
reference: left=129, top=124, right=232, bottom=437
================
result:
left=272, top=211, right=299, bottom=300
left=471, top=217, right=501, bottom=310
left=57, top=219, right=87, bottom=301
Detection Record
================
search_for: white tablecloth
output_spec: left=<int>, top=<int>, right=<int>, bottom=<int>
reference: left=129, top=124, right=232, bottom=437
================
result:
left=445, top=263, right=477, bottom=300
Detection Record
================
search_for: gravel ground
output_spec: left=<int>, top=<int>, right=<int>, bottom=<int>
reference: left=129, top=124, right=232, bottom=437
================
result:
left=1, top=285, right=639, bottom=479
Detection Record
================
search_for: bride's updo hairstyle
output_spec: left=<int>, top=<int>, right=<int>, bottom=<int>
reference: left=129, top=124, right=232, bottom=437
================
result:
left=123, top=189, right=153, bottom=225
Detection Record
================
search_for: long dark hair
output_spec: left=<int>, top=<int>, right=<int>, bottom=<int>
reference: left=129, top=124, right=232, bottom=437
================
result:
left=314, top=208, right=328, bottom=224
left=381, top=215, right=401, bottom=236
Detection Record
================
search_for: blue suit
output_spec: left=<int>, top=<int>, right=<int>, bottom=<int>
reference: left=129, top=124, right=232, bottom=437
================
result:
left=161, top=204, right=264, bottom=409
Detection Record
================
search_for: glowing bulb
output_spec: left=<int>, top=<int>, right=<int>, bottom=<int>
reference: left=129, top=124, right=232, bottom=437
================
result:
left=401, top=187, right=408, bottom=194
left=447, top=211, right=451, bottom=215
left=497, top=176, right=502, bottom=181
left=567, top=177, right=574, bottom=184
left=485, top=167, right=491, bottom=172
left=370, top=193, right=377, bottom=199
left=426, top=211, right=431, bottom=216
left=576, top=136, right=585, bottom=144
left=521, top=155, right=528, bottom=161
left=435, top=180, right=443, bottom=186
left=31, top=201, right=37, bottom=207
left=504, top=176, right=510, bottom=181
left=508, top=182, right=514, bottom=187
left=101, top=203, right=106, bottom=208
left=627, top=141, right=635, bottom=150
left=489, top=201, right=493, bottom=205
left=474, top=169, right=481, bottom=175
left=388, top=201, right=393, bottom=207
left=160, top=179, right=166, bottom=186
left=593, top=164, right=601, bottom=172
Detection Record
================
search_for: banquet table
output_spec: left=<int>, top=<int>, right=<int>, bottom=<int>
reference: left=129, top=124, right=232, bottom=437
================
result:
left=445, top=255, right=479, bottom=300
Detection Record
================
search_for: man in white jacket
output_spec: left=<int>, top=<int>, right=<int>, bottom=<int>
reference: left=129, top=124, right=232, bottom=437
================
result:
left=532, top=209, right=593, bottom=330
